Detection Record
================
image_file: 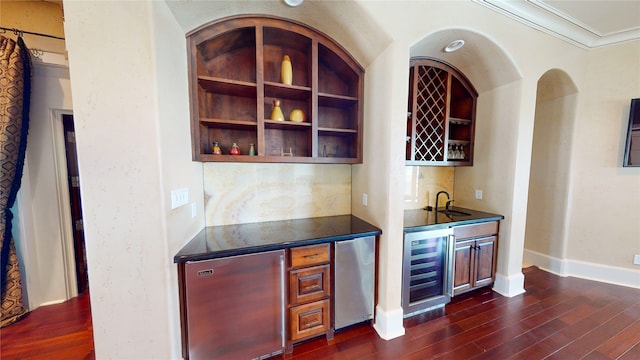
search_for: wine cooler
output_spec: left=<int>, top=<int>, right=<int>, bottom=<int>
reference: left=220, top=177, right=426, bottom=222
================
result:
left=402, top=228, right=455, bottom=317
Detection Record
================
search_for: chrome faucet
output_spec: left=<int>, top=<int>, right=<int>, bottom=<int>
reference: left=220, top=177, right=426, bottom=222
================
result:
left=435, top=191, right=450, bottom=210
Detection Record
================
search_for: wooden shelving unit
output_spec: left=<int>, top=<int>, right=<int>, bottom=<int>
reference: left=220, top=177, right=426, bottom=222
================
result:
left=187, top=16, right=364, bottom=163
left=406, top=57, right=478, bottom=166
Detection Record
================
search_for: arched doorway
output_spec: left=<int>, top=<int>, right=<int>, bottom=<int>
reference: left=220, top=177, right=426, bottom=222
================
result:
left=523, top=69, right=578, bottom=273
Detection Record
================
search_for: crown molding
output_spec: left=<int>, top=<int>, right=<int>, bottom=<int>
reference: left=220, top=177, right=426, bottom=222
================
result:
left=473, top=0, right=640, bottom=49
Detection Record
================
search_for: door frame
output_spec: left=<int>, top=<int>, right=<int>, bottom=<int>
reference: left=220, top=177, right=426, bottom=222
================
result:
left=51, top=108, right=79, bottom=299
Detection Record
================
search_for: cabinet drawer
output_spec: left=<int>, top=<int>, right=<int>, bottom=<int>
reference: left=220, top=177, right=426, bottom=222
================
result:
left=289, top=299, right=330, bottom=341
left=454, top=221, right=498, bottom=239
left=290, top=244, right=330, bottom=268
left=290, top=264, right=330, bottom=305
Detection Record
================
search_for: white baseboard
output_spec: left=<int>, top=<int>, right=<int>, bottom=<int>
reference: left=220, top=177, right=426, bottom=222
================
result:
left=373, top=304, right=405, bottom=340
left=38, top=298, right=66, bottom=307
left=493, top=271, right=526, bottom=297
left=523, top=248, right=640, bottom=289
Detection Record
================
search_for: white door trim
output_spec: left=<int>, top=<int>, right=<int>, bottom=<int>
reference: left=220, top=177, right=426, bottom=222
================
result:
left=50, top=109, right=78, bottom=299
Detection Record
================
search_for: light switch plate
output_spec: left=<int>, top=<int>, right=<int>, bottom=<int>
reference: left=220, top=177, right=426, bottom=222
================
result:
left=171, top=188, right=189, bottom=209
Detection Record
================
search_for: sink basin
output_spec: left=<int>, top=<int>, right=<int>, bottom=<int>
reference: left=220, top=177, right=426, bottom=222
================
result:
left=437, top=209, right=471, bottom=216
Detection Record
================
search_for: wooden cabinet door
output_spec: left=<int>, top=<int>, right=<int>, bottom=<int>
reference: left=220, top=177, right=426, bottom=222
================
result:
left=473, top=236, right=497, bottom=287
left=453, top=238, right=474, bottom=295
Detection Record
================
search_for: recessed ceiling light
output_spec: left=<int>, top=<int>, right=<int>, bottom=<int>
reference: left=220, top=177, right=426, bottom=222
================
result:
left=284, top=0, right=304, bottom=6
left=444, top=40, right=465, bottom=53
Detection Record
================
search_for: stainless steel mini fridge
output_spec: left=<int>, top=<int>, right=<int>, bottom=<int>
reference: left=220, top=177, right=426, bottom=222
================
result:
left=334, top=236, right=376, bottom=330
left=184, top=250, right=286, bottom=360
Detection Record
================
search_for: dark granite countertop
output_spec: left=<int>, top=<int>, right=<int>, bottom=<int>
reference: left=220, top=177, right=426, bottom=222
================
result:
left=404, top=206, right=504, bottom=233
left=174, top=215, right=382, bottom=263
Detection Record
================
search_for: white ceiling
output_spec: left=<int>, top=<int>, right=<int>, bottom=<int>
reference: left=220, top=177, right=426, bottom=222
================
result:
left=474, top=0, right=640, bottom=48
left=46, top=0, right=640, bottom=49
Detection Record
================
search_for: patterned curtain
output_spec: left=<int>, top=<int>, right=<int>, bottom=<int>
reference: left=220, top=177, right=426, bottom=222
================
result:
left=0, top=35, right=31, bottom=327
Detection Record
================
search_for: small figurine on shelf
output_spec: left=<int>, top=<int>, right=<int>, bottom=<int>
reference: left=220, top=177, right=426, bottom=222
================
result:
left=249, top=143, right=256, bottom=156
left=281, top=55, right=292, bottom=85
left=230, top=142, right=241, bottom=155
left=212, top=141, right=222, bottom=155
left=271, top=100, right=285, bottom=121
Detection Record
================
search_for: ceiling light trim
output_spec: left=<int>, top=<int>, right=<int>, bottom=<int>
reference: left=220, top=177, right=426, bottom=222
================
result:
left=472, top=0, right=640, bottom=49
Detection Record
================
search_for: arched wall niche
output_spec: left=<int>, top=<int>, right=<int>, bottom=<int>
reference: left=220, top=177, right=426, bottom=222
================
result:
left=524, top=69, right=578, bottom=273
left=164, top=0, right=392, bottom=69
left=409, top=28, right=521, bottom=92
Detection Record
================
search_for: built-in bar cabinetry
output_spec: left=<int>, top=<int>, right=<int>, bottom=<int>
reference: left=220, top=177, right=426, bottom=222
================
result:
left=288, top=244, right=332, bottom=349
left=175, top=216, right=381, bottom=359
left=187, top=15, right=364, bottom=163
left=452, top=221, right=499, bottom=295
left=406, top=57, right=478, bottom=166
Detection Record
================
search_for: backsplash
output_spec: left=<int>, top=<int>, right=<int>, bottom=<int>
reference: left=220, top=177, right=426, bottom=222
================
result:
left=203, top=163, right=352, bottom=226
left=404, top=166, right=454, bottom=210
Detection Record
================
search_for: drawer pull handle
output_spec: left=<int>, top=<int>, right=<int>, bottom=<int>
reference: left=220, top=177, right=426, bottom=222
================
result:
left=302, top=284, right=321, bottom=291
left=304, top=254, right=320, bottom=259
left=303, top=319, right=320, bottom=327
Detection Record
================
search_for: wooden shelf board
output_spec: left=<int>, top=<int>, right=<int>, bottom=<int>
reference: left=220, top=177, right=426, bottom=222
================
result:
left=449, top=117, right=472, bottom=125
left=264, top=81, right=312, bottom=100
left=198, top=76, right=257, bottom=97
left=200, top=118, right=258, bottom=129
left=318, top=127, right=357, bottom=134
left=318, top=93, right=358, bottom=108
left=196, top=154, right=359, bottom=164
left=264, top=119, right=312, bottom=130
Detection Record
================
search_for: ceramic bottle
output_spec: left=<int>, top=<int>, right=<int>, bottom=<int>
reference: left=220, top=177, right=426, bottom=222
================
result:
left=281, top=55, right=292, bottom=85
left=271, top=100, right=285, bottom=121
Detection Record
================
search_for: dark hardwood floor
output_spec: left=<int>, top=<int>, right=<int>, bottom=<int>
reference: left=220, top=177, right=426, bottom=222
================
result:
left=0, top=291, right=94, bottom=359
left=1, top=267, right=638, bottom=359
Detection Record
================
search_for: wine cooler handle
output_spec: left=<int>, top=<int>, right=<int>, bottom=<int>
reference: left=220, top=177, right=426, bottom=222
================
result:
left=447, top=234, right=456, bottom=297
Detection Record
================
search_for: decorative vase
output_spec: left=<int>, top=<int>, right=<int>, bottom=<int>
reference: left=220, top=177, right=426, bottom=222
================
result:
left=289, top=109, right=306, bottom=123
left=281, top=55, right=292, bottom=85
left=270, top=100, right=285, bottom=121
left=230, top=142, right=240, bottom=155
left=249, top=143, right=256, bottom=156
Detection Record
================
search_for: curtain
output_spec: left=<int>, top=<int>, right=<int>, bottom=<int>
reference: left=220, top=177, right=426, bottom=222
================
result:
left=0, top=35, right=31, bottom=327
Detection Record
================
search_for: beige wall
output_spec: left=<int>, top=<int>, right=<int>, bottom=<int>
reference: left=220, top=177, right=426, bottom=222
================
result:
left=565, top=42, right=640, bottom=274
left=63, top=1, right=204, bottom=357
left=13, top=0, right=638, bottom=358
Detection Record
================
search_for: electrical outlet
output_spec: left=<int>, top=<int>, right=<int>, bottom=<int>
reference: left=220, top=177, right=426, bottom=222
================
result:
left=171, top=188, right=189, bottom=209
left=475, top=189, right=483, bottom=200
left=362, top=193, right=368, bottom=206
left=633, top=254, right=640, bottom=265
left=191, top=203, right=197, bottom=218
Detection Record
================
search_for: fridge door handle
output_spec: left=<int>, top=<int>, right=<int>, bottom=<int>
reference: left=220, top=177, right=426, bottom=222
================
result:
left=280, top=254, right=286, bottom=348
left=447, top=234, right=456, bottom=297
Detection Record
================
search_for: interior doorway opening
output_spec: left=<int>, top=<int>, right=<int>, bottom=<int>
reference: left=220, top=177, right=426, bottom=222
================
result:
left=61, top=114, right=89, bottom=294
left=523, top=69, right=578, bottom=273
